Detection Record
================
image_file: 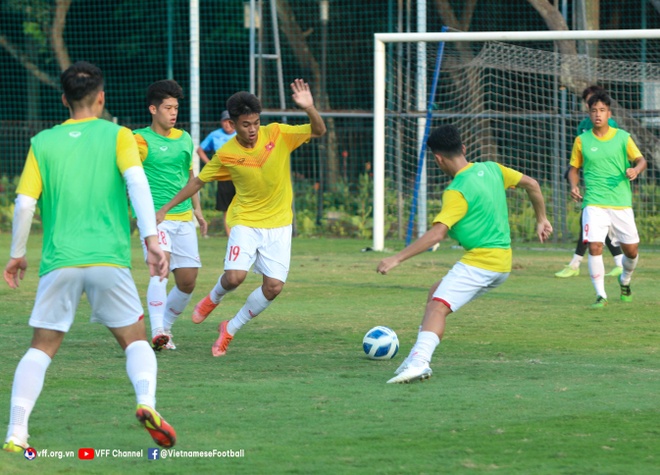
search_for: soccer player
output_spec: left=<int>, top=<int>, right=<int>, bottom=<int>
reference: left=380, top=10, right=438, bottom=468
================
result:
left=567, top=90, right=646, bottom=308
left=156, top=78, right=326, bottom=357
left=2, top=61, right=176, bottom=452
left=377, top=124, right=552, bottom=384
left=134, top=80, right=207, bottom=351
left=555, top=85, right=623, bottom=278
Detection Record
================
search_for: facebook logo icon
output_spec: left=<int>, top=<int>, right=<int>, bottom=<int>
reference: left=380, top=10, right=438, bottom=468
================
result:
left=148, top=448, right=160, bottom=460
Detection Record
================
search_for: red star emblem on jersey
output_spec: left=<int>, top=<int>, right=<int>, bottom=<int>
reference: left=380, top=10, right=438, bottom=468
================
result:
left=265, top=141, right=275, bottom=151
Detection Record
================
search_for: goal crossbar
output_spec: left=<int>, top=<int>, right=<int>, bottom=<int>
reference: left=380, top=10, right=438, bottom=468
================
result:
left=373, top=29, right=660, bottom=251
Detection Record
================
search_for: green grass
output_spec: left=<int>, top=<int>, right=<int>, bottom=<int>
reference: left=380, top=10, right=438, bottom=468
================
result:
left=0, top=234, right=659, bottom=474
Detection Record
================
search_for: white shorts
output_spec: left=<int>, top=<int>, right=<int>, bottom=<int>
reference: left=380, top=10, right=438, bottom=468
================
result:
left=224, top=225, right=292, bottom=283
left=141, top=220, right=201, bottom=271
left=29, top=267, right=145, bottom=332
left=582, top=206, right=639, bottom=246
left=432, top=261, right=509, bottom=312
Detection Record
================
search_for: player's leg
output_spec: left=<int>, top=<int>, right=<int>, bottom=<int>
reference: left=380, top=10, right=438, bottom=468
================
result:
left=610, top=209, right=640, bottom=302
left=587, top=241, right=607, bottom=307
left=142, top=225, right=173, bottom=350
left=86, top=266, right=176, bottom=448
left=5, top=269, right=82, bottom=452
left=162, top=268, right=197, bottom=350
left=604, top=234, right=624, bottom=277
left=227, top=274, right=281, bottom=335
left=388, top=263, right=508, bottom=384
left=4, top=329, right=65, bottom=452
left=108, top=321, right=175, bottom=448
left=164, top=221, right=202, bottom=349
left=192, top=224, right=256, bottom=324
left=212, top=225, right=290, bottom=357
left=583, top=206, right=610, bottom=308
left=555, top=212, right=585, bottom=278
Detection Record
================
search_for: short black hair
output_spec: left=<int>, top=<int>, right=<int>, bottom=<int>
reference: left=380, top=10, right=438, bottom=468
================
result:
left=427, top=124, right=463, bottom=157
left=226, top=91, right=262, bottom=121
left=582, top=85, right=605, bottom=101
left=146, top=80, right=183, bottom=108
left=60, top=61, right=104, bottom=108
left=587, top=90, right=611, bottom=109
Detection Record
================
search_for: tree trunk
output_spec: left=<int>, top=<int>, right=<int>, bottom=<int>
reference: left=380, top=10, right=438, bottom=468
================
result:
left=51, top=0, right=73, bottom=71
left=276, top=0, right=339, bottom=188
left=0, top=34, right=59, bottom=89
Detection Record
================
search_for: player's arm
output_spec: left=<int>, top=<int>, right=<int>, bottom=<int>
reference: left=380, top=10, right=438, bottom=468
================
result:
left=290, top=78, right=326, bottom=138
left=4, top=148, right=41, bottom=288
left=515, top=174, right=553, bottom=243
left=117, top=128, right=167, bottom=279
left=625, top=138, right=646, bottom=181
left=158, top=177, right=205, bottom=224
left=188, top=169, right=208, bottom=236
left=4, top=194, right=36, bottom=289
left=568, top=137, right=583, bottom=201
left=496, top=163, right=552, bottom=242
left=377, top=190, right=465, bottom=275
left=158, top=152, right=225, bottom=222
left=196, top=145, right=211, bottom=164
left=376, top=222, right=448, bottom=275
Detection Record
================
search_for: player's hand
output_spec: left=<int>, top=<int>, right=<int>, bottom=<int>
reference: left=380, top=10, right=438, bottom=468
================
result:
left=626, top=167, right=639, bottom=181
left=145, top=236, right=168, bottom=280
left=570, top=186, right=582, bottom=202
left=156, top=208, right=166, bottom=225
left=536, top=219, right=553, bottom=243
left=377, top=256, right=400, bottom=275
left=4, top=257, right=28, bottom=289
left=290, top=79, right=315, bottom=110
left=195, top=210, right=208, bottom=237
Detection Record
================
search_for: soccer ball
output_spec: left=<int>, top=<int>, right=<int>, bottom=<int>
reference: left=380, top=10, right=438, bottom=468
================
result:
left=362, top=326, right=399, bottom=360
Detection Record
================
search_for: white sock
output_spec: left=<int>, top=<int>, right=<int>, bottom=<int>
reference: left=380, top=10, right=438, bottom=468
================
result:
left=164, top=286, right=192, bottom=331
left=613, top=253, right=624, bottom=268
left=227, top=287, right=271, bottom=336
left=6, top=348, right=51, bottom=442
left=588, top=254, right=607, bottom=299
left=147, top=276, right=168, bottom=335
left=620, top=254, right=638, bottom=286
left=125, top=341, right=157, bottom=408
left=210, top=274, right=232, bottom=304
left=409, top=331, right=440, bottom=366
left=569, top=254, right=583, bottom=269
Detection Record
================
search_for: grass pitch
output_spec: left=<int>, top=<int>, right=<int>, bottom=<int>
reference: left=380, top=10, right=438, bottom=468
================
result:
left=0, top=234, right=658, bottom=474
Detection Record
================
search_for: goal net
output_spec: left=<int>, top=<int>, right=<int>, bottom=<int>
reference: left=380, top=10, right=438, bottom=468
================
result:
left=373, top=30, right=660, bottom=251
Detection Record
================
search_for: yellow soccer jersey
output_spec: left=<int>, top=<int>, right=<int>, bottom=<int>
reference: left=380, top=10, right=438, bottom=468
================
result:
left=432, top=163, right=522, bottom=273
left=199, top=123, right=312, bottom=228
left=17, top=118, right=141, bottom=198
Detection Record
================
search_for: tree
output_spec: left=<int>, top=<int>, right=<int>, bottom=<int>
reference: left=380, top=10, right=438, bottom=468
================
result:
left=276, top=0, right=340, bottom=189
left=0, top=0, right=71, bottom=90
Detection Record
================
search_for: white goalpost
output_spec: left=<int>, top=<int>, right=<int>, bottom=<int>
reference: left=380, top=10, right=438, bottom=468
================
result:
left=373, top=29, right=660, bottom=252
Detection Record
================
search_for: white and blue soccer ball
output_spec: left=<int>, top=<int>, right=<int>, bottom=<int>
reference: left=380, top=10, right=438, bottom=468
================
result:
left=362, top=326, right=399, bottom=360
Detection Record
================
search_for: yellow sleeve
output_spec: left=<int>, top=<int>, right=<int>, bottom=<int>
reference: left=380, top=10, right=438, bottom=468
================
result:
left=198, top=153, right=231, bottom=182
left=117, top=127, right=143, bottom=173
left=626, top=137, right=643, bottom=161
left=569, top=137, right=583, bottom=169
left=15, top=147, right=42, bottom=199
left=432, top=189, right=468, bottom=229
left=133, top=132, right=149, bottom=163
left=495, top=163, right=523, bottom=189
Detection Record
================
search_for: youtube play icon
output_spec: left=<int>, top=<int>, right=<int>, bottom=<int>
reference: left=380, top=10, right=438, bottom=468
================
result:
left=78, top=448, right=94, bottom=460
